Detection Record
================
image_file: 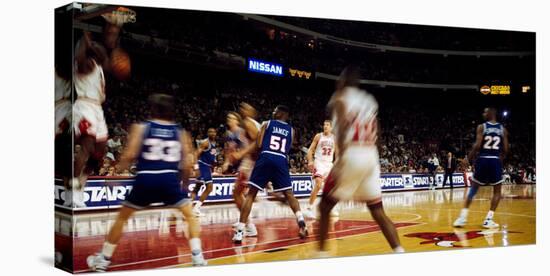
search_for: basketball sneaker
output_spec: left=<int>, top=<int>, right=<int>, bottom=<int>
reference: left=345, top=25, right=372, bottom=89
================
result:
left=73, top=190, right=87, bottom=208
left=304, top=206, right=316, bottom=219
left=298, top=220, right=308, bottom=239
left=245, top=223, right=258, bottom=237
left=63, top=190, right=73, bottom=207
left=482, top=219, right=500, bottom=229
left=453, top=216, right=467, bottom=227
left=191, top=251, right=208, bottom=266
left=87, top=253, right=111, bottom=272
left=233, top=229, right=244, bottom=244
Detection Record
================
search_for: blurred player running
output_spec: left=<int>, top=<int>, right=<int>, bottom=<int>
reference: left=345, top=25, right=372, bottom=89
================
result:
left=191, top=128, right=218, bottom=216
left=305, top=120, right=338, bottom=218
left=232, top=105, right=308, bottom=244
left=223, top=110, right=258, bottom=236
left=318, top=67, right=404, bottom=254
left=453, top=107, right=509, bottom=228
left=86, top=94, right=207, bottom=272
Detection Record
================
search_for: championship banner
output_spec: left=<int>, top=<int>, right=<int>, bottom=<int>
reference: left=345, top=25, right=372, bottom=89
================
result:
left=55, top=173, right=471, bottom=210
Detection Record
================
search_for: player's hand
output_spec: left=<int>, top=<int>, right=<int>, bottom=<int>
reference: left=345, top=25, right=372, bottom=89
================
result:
left=308, top=163, right=315, bottom=173
left=222, top=162, right=230, bottom=173
left=231, top=151, right=243, bottom=162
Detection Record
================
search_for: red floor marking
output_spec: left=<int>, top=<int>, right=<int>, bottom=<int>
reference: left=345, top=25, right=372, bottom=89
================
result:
left=64, top=218, right=417, bottom=273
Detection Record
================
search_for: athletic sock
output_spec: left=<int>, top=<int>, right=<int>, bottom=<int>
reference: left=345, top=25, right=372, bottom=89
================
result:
left=189, top=238, right=202, bottom=255
left=101, top=242, right=117, bottom=259
left=295, top=211, right=305, bottom=222
left=393, top=246, right=405, bottom=253
left=460, top=208, right=469, bottom=218
left=485, top=210, right=495, bottom=220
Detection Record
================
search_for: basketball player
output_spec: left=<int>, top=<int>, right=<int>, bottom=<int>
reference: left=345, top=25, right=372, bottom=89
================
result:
left=232, top=105, right=308, bottom=244
left=86, top=94, right=207, bottom=272
left=453, top=107, right=509, bottom=228
left=71, top=13, right=131, bottom=208
left=71, top=30, right=111, bottom=208
left=318, top=67, right=404, bottom=254
left=305, top=120, right=338, bottom=218
left=191, top=128, right=218, bottom=216
left=223, top=111, right=258, bottom=237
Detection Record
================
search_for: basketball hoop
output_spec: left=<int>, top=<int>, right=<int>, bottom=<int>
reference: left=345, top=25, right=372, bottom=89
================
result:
left=102, top=7, right=136, bottom=26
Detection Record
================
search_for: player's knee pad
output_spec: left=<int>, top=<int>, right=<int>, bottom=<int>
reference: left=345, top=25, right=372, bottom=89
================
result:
left=467, top=185, right=479, bottom=200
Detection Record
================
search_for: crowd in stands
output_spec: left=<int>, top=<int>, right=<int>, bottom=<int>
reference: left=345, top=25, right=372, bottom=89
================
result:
left=88, top=74, right=535, bottom=182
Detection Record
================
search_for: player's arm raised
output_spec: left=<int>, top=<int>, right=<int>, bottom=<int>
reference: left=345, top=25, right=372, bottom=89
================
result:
left=117, top=124, right=145, bottom=173
left=180, top=130, right=194, bottom=188
left=306, top=133, right=321, bottom=172
left=467, top=124, right=484, bottom=164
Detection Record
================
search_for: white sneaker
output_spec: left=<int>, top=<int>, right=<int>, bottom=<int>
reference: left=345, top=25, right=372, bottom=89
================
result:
left=330, top=208, right=340, bottom=217
left=482, top=219, right=500, bottom=229
left=63, top=190, right=73, bottom=207
left=191, top=252, right=207, bottom=266
left=304, top=207, right=316, bottom=219
left=73, top=190, right=87, bottom=208
left=233, top=229, right=244, bottom=244
left=453, top=216, right=467, bottom=227
left=87, top=253, right=111, bottom=272
left=245, top=223, right=258, bottom=237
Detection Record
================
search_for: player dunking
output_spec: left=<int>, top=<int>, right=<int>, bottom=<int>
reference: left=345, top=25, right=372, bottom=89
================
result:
left=71, top=12, right=132, bottom=207
left=191, top=128, right=218, bottom=216
left=223, top=110, right=258, bottom=236
left=305, top=120, right=338, bottom=218
left=318, top=67, right=404, bottom=254
left=232, top=105, right=308, bottom=244
left=453, top=107, right=509, bottom=228
left=86, top=94, right=207, bottom=272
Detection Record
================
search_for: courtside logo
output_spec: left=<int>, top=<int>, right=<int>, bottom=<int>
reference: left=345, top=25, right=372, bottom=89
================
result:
left=405, top=230, right=521, bottom=247
left=248, top=58, right=283, bottom=76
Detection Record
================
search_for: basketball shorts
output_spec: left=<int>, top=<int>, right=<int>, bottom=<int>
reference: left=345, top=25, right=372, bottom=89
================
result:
left=55, top=100, right=71, bottom=136
left=73, top=100, right=108, bottom=142
left=197, top=162, right=213, bottom=183
left=323, top=146, right=382, bottom=205
left=124, top=171, right=189, bottom=209
left=235, top=157, right=254, bottom=188
left=472, top=157, right=503, bottom=185
left=314, top=160, right=333, bottom=179
left=248, top=154, right=292, bottom=192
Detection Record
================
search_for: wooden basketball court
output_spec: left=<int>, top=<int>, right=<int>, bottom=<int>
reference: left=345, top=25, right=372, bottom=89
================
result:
left=55, top=184, right=535, bottom=273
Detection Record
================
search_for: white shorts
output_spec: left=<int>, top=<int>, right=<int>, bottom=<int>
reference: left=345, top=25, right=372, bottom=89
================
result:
left=314, top=160, right=333, bottom=179
left=328, top=146, right=382, bottom=205
left=55, top=100, right=71, bottom=135
left=73, top=100, right=108, bottom=142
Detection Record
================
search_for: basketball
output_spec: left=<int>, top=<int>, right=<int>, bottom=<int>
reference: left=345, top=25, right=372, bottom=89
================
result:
left=110, top=48, right=131, bottom=80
